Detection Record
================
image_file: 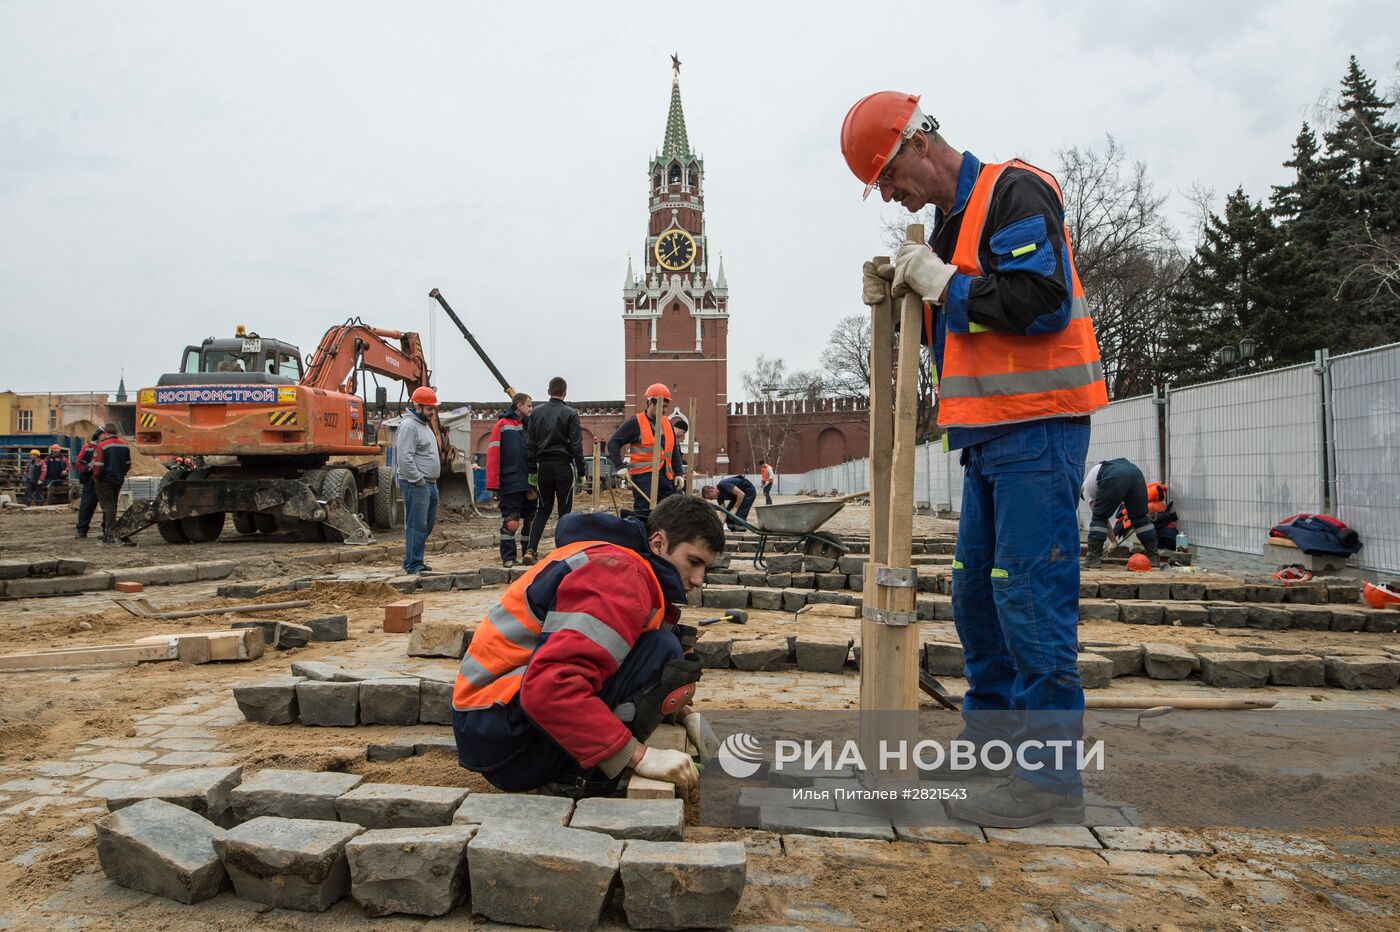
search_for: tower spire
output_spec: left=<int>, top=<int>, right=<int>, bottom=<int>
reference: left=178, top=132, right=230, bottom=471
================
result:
left=660, top=54, right=691, bottom=162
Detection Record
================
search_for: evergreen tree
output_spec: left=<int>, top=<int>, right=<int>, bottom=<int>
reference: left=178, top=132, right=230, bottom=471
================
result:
left=1170, top=189, right=1287, bottom=381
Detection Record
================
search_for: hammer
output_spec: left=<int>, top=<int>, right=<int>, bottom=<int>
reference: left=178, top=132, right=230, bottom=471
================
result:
left=698, top=609, right=748, bottom=626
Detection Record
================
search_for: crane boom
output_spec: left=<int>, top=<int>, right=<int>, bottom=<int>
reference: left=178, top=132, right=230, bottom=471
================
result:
left=428, top=288, right=515, bottom=399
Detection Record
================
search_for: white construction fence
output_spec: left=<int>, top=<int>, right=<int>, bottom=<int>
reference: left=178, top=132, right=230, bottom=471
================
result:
left=777, top=342, right=1400, bottom=574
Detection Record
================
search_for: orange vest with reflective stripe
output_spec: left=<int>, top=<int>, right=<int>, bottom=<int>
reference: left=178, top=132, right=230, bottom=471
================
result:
left=761, top=465, right=774, bottom=484
left=935, top=159, right=1108, bottom=429
left=628, top=413, right=675, bottom=480
left=452, top=539, right=667, bottom=711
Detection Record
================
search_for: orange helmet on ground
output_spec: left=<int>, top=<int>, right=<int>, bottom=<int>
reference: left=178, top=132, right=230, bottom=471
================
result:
left=410, top=386, right=439, bottom=406
left=840, top=91, right=936, bottom=200
left=1363, top=582, right=1400, bottom=610
left=644, top=383, right=672, bottom=401
left=1126, top=553, right=1152, bottom=572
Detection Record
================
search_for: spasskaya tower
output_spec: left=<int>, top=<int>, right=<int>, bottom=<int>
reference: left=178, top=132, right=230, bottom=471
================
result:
left=621, top=55, right=730, bottom=475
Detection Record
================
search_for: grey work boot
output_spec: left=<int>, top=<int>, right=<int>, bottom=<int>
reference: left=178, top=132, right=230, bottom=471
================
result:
left=946, top=774, right=1085, bottom=828
left=1082, top=538, right=1104, bottom=569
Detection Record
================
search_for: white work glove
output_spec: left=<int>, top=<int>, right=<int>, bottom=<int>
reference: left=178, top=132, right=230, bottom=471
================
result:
left=634, top=747, right=699, bottom=795
left=893, top=242, right=956, bottom=303
left=615, top=466, right=630, bottom=484
left=861, top=260, right=894, bottom=306
left=681, top=710, right=720, bottom=764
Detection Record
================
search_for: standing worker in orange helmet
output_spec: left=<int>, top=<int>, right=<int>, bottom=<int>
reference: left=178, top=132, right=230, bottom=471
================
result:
left=607, top=382, right=684, bottom=516
left=843, top=92, right=1108, bottom=827
left=397, top=386, right=442, bottom=575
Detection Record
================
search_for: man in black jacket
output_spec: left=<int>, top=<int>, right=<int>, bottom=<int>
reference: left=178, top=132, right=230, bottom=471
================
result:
left=525, top=376, right=587, bottom=561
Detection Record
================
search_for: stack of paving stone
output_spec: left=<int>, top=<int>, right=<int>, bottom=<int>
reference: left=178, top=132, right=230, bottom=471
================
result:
left=232, top=662, right=457, bottom=726
left=91, top=764, right=746, bottom=928
left=920, top=638, right=1400, bottom=690
left=1, top=557, right=237, bottom=598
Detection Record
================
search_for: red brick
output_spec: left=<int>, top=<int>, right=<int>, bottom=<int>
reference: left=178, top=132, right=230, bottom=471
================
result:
left=384, top=615, right=414, bottom=634
left=114, top=581, right=144, bottom=593
left=385, top=599, right=424, bottom=622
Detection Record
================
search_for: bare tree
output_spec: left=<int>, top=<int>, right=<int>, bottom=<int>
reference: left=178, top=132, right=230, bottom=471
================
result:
left=819, top=313, right=939, bottom=442
left=1056, top=136, right=1185, bottom=397
left=739, top=355, right=824, bottom=473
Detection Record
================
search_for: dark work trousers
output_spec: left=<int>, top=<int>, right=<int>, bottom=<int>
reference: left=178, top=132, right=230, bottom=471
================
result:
left=629, top=471, right=676, bottom=517
left=76, top=481, right=98, bottom=536
left=526, top=461, right=577, bottom=556
left=452, top=629, right=683, bottom=792
left=498, top=489, right=538, bottom=564
left=762, top=482, right=774, bottom=505
left=95, top=481, right=122, bottom=538
left=1087, top=458, right=1157, bottom=550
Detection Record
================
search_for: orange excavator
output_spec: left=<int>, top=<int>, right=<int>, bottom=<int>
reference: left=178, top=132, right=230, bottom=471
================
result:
left=114, top=295, right=512, bottom=545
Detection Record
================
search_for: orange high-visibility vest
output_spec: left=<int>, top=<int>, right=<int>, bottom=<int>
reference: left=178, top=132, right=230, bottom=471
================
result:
left=628, top=413, right=675, bottom=480
left=1147, top=482, right=1168, bottom=514
left=452, top=539, right=667, bottom=711
left=935, top=159, right=1108, bottom=428
left=761, top=465, right=774, bottom=484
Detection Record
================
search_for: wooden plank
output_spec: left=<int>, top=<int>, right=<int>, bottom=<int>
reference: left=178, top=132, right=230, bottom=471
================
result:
left=648, top=723, right=689, bottom=753
left=625, top=772, right=676, bottom=799
left=0, top=643, right=173, bottom=671
left=888, top=226, right=926, bottom=569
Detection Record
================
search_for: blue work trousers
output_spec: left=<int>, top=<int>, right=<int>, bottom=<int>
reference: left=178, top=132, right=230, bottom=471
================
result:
left=453, top=629, right=682, bottom=792
left=76, top=481, right=98, bottom=535
left=629, top=472, right=676, bottom=516
left=497, top=489, right=538, bottom=563
left=952, top=419, right=1089, bottom=794
left=400, top=478, right=439, bottom=574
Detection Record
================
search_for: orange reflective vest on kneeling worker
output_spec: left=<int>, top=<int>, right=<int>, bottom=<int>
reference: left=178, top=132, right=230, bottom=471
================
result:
left=925, top=157, right=1108, bottom=431
left=453, top=539, right=667, bottom=712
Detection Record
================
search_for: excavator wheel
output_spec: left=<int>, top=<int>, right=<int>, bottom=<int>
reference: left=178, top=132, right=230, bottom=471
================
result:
left=232, top=512, right=258, bottom=535
left=371, top=466, right=400, bottom=529
left=319, top=468, right=359, bottom=542
left=157, top=520, right=189, bottom=544
left=253, top=513, right=279, bottom=534
left=180, top=512, right=226, bottom=544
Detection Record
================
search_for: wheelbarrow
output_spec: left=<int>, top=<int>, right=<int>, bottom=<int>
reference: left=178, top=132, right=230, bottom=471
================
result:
left=707, top=493, right=862, bottom=569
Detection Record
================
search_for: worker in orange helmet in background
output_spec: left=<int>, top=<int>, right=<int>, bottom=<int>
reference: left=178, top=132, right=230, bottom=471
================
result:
left=607, top=382, right=683, bottom=516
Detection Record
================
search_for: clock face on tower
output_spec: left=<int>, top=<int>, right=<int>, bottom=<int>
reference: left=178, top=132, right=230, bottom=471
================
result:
left=654, top=229, right=696, bottom=271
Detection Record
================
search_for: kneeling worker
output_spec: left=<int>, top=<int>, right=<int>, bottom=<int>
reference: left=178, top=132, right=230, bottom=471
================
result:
left=1082, top=457, right=1160, bottom=567
left=452, top=494, right=724, bottom=798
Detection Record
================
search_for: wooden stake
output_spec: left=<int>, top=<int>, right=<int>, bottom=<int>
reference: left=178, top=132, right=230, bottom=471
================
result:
left=591, top=441, right=603, bottom=513
left=860, top=227, right=925, bottom=784
left=685, top=397, right=697, bottom=492
left=648, top=398, right=664, bottom=509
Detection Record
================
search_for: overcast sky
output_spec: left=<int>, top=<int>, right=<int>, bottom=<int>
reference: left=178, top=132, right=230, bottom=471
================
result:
left=2, top=1, right=1395, bottom=403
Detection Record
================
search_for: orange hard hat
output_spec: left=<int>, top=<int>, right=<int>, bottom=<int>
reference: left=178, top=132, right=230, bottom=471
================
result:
left=1126, top=553, right=1152, bottom=572
left=1363, top=582, right=1400, bottom=610
left=644, top=383, right=672, bottom=401
left=840, top=91, right=933, bottom=200
left=410, top=386, right=439, bottom=406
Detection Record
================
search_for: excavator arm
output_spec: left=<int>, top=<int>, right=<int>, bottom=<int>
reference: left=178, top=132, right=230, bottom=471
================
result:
left=302, top=322, right=432, bottom=397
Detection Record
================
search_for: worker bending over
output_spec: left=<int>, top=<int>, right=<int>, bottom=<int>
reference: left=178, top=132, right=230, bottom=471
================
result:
left=607, top=382, right=684, bottom=515
left=702, top=474, right=756, bottom=529
left=846, top=91, right=1108, bottom=826
left=452, top=494, right=723, bottom=798
left=1081, top=458, right=1160, bottom=568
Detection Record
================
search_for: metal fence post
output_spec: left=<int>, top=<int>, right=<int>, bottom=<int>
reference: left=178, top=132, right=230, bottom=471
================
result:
left=1322, top=348, right=1338, bottom=515
left=1161, top=384, right=1172, bottom=493
left=1314, top=349, right=1329, bottom=513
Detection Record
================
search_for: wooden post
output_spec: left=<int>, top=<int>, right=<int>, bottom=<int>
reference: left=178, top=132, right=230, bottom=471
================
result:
left=684, top=398, right=697, bottom=493
left=648, top=399, right=664, bottom=509
left=860, top=226, right=925, bottom=784
left=591, top=441, right=603, bottom=513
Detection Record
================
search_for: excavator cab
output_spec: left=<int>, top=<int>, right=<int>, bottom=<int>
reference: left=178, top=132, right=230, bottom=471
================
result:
left=158, top=328, right=304, bottom=386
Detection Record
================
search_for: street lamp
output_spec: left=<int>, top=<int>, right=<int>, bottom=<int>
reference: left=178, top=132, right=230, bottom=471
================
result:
left=1216, top=339, right=1260, bottom=377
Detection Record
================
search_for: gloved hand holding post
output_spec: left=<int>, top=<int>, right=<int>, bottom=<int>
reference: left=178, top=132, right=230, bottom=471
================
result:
left=861, top=260, right=893, bottom=306
left=893, top=242, right=956, bottom=303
